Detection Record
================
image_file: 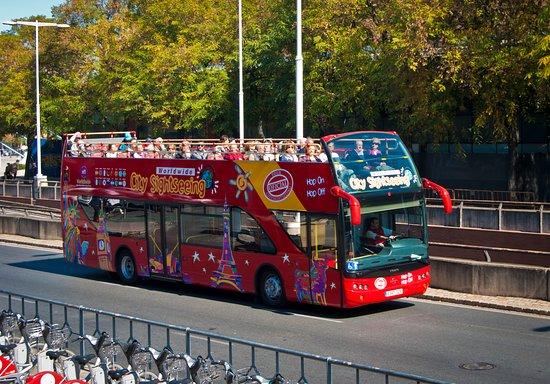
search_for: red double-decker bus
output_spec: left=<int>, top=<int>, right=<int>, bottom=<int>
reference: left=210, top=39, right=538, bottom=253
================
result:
left=61, top=131, right=451, bottom=308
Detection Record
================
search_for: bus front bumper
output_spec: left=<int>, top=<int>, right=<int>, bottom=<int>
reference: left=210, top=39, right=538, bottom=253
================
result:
left=342, top=265, right=431, bottom=308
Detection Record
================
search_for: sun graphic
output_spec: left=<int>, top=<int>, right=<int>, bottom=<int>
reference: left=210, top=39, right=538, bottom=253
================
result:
left=229, top=164, right=253, bottom=202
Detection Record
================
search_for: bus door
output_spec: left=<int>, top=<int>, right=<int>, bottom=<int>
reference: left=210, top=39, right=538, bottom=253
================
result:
left=146, top=205, right=181, bottom=278
left=308, top=215, right=342, bottom=307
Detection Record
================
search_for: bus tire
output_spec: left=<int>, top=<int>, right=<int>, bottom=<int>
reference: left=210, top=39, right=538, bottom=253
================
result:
left=116, top=250, right=137, bottom=284
left=258, top=269, right=285, bottom=307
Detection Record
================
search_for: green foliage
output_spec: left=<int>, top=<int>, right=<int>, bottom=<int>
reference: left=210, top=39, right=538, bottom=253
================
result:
left=0, top=0, right=547, bottom=146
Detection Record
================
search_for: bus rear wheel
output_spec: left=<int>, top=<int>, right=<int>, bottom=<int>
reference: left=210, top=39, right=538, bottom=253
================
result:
left=116, top=250, right=137, bottom=284
left=259, top=270, right=285, bottom=307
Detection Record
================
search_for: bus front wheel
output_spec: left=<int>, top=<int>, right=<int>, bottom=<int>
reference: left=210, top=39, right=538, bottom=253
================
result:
left=259, top=270, right=285, bottom=307
left=116, top=250, right=137, bottom=284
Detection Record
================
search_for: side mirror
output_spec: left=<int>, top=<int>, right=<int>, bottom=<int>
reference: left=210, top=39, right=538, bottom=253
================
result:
left=422, top=178, right=452, bottom=214
left=330, top=186, right=362, bottom=225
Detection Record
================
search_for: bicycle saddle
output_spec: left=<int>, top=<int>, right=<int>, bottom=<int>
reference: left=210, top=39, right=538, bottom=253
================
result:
left=0, top=343, right=17, bottom=354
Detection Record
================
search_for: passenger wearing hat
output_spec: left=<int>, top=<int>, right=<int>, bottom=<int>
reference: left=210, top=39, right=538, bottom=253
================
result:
left=365, top=138, right=389, bottom=170
left=119, top=132, right=133, bottom=152
left=154, top=137, right=166, bottom=153
left=67, top=131, right=82, bottom=157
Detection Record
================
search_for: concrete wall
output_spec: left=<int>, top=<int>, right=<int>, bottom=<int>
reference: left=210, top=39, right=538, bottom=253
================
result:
left=0, top=216, right=61, bottom=240
left=431, top=257, right=549, bottom=301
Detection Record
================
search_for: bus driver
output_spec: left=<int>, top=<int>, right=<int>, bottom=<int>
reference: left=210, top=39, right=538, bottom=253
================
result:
left=364, top=217, right=396, bottom=247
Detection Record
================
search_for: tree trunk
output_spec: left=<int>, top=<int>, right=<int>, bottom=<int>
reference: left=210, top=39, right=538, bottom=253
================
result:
left=507, top=125, right=520, bottom=201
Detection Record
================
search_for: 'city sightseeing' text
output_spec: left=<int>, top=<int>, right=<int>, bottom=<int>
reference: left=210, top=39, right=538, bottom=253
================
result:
left=349, top=175, right=410, bottom=190
left=130, top=172, right=205, bottom=198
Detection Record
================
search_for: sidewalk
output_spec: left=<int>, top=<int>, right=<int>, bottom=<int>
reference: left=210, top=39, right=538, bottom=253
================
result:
left=1, top=233, right=549, bottom=317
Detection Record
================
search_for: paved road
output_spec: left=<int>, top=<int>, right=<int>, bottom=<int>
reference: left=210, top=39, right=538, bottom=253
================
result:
left=0, top=243, right=549, bottom=384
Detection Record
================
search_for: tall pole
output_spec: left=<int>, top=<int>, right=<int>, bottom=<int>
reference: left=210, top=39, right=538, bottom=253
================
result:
left=2, top=20, right=70, bottom=182
left=238, top=0, right=244, bottom=143
left=35, top=21, right=43, bottom=178
left=296, top=0, right=303, bottom=140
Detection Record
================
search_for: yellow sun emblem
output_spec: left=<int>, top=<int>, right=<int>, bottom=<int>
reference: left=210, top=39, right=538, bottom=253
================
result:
left=229, top=165, right=253, bottom=202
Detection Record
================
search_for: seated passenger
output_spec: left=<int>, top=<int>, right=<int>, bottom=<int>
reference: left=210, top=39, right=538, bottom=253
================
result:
left=145, top=144, right=159, bottom=159
left=244, top=143, right=259, bottom=160
left=224, top=140, right=244, bottom=161
left=327, top=141, right=340, bottom=162
left=344, top=140, right=365, bottom=161
left=316, top=146, right=328, bottom=162
left=67, top=131, right=82, bottom=157
left=207, top=147, right=224, bottom=160
left=367, top=138, right=382, bottom=156
left=177, top=140, right=192, bottom=159
left=105, top=144, right=118, bottom=158
left=262, top=140, right=276, bottom=161
left=300, top=144, right=322, bottom=162
left=119, top=146, right=134, bottom=158
left=164, top=144, right=177, bottom=159
left=154, top=137, right=166, bottom=152
left=296, top=137, right=307, bottom=154
left=279, top=142, right=298, bottom=162
left=89, top=143, right=104, bottom=157
left=365, top=138, right=385, bottom=169
left=218, top=134, right=230, bottom=152
left=118, top=132, right=133, bottom=151
left=191, top=143, right=208, bottom=160
left=133, top=144, right=145, bottom=158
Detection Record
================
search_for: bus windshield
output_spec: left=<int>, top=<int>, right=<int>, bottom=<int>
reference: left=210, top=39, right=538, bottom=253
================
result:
left=328, top=132, right=421, bottom=195
left=344, top=199, right=427, bottom=273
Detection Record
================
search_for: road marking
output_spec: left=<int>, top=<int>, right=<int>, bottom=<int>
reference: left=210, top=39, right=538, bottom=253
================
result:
left=191, top=335, right=229, bottom=346
left=292, top=313, right=342, bottom=323
left=98, top=281, right=143, bottom=291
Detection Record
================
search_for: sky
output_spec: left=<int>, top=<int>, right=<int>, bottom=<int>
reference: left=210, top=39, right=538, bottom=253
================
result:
left=0, top=0, right=65, bottom=32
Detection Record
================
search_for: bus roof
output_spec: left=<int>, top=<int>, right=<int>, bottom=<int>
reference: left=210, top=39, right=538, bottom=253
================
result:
left=322, top=131, right=399, bottom=142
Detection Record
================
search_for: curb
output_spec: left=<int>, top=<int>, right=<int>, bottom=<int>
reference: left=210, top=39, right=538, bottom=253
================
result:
left=419, top=294, right=550, bottom=317
left=0, top=239, right=63, bottom=250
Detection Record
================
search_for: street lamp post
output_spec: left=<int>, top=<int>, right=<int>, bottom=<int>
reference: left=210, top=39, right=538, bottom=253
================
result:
left=238, top=0, right=244, bottom=143
left=2, top=20, right=69, bottom=183
left=296, top=0, right=303, bottom=140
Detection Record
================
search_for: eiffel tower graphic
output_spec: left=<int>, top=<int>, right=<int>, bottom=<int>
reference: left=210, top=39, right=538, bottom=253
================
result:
left=211, top=200, right=243, bottom=291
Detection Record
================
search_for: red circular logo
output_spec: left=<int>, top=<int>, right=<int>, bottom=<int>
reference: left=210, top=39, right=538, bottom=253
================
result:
left=264, top=169, right=293, bottom=202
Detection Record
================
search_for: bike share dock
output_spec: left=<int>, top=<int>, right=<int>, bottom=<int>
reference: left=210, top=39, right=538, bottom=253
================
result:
left=0, top=290, right=453, bottom=384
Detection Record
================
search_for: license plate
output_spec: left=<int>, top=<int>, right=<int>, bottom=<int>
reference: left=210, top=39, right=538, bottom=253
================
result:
left=384, top=288, right=404, bottom=297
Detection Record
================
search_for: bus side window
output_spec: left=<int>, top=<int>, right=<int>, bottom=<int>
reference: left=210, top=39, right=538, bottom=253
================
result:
left=272, top=211, right=306, bottom=251
left=310, top=215, right=338, bottom=269
left=231, top=208, right=276, bottom=254
left=180, top=205, right=224, bottom=248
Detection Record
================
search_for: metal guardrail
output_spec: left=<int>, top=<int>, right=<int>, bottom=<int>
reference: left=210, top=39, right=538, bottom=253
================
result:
left=426, top=202, right=549, bottom=234
left=429, top=241, right=550, bottom=263
left=0, top=290, right=454, bottom=384
left=0, top=142, right=24, bottom=157
left=0, top=179, right=61, bottom=200
left=0, top=201, right=60, bottom=219
left=425, top=188, right=537, bottom=202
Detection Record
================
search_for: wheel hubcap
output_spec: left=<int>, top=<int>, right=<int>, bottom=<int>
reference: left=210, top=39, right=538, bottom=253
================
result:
left=122, top=256, right=134, bottom=279
left=264, top=275, right=282, bottom=300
